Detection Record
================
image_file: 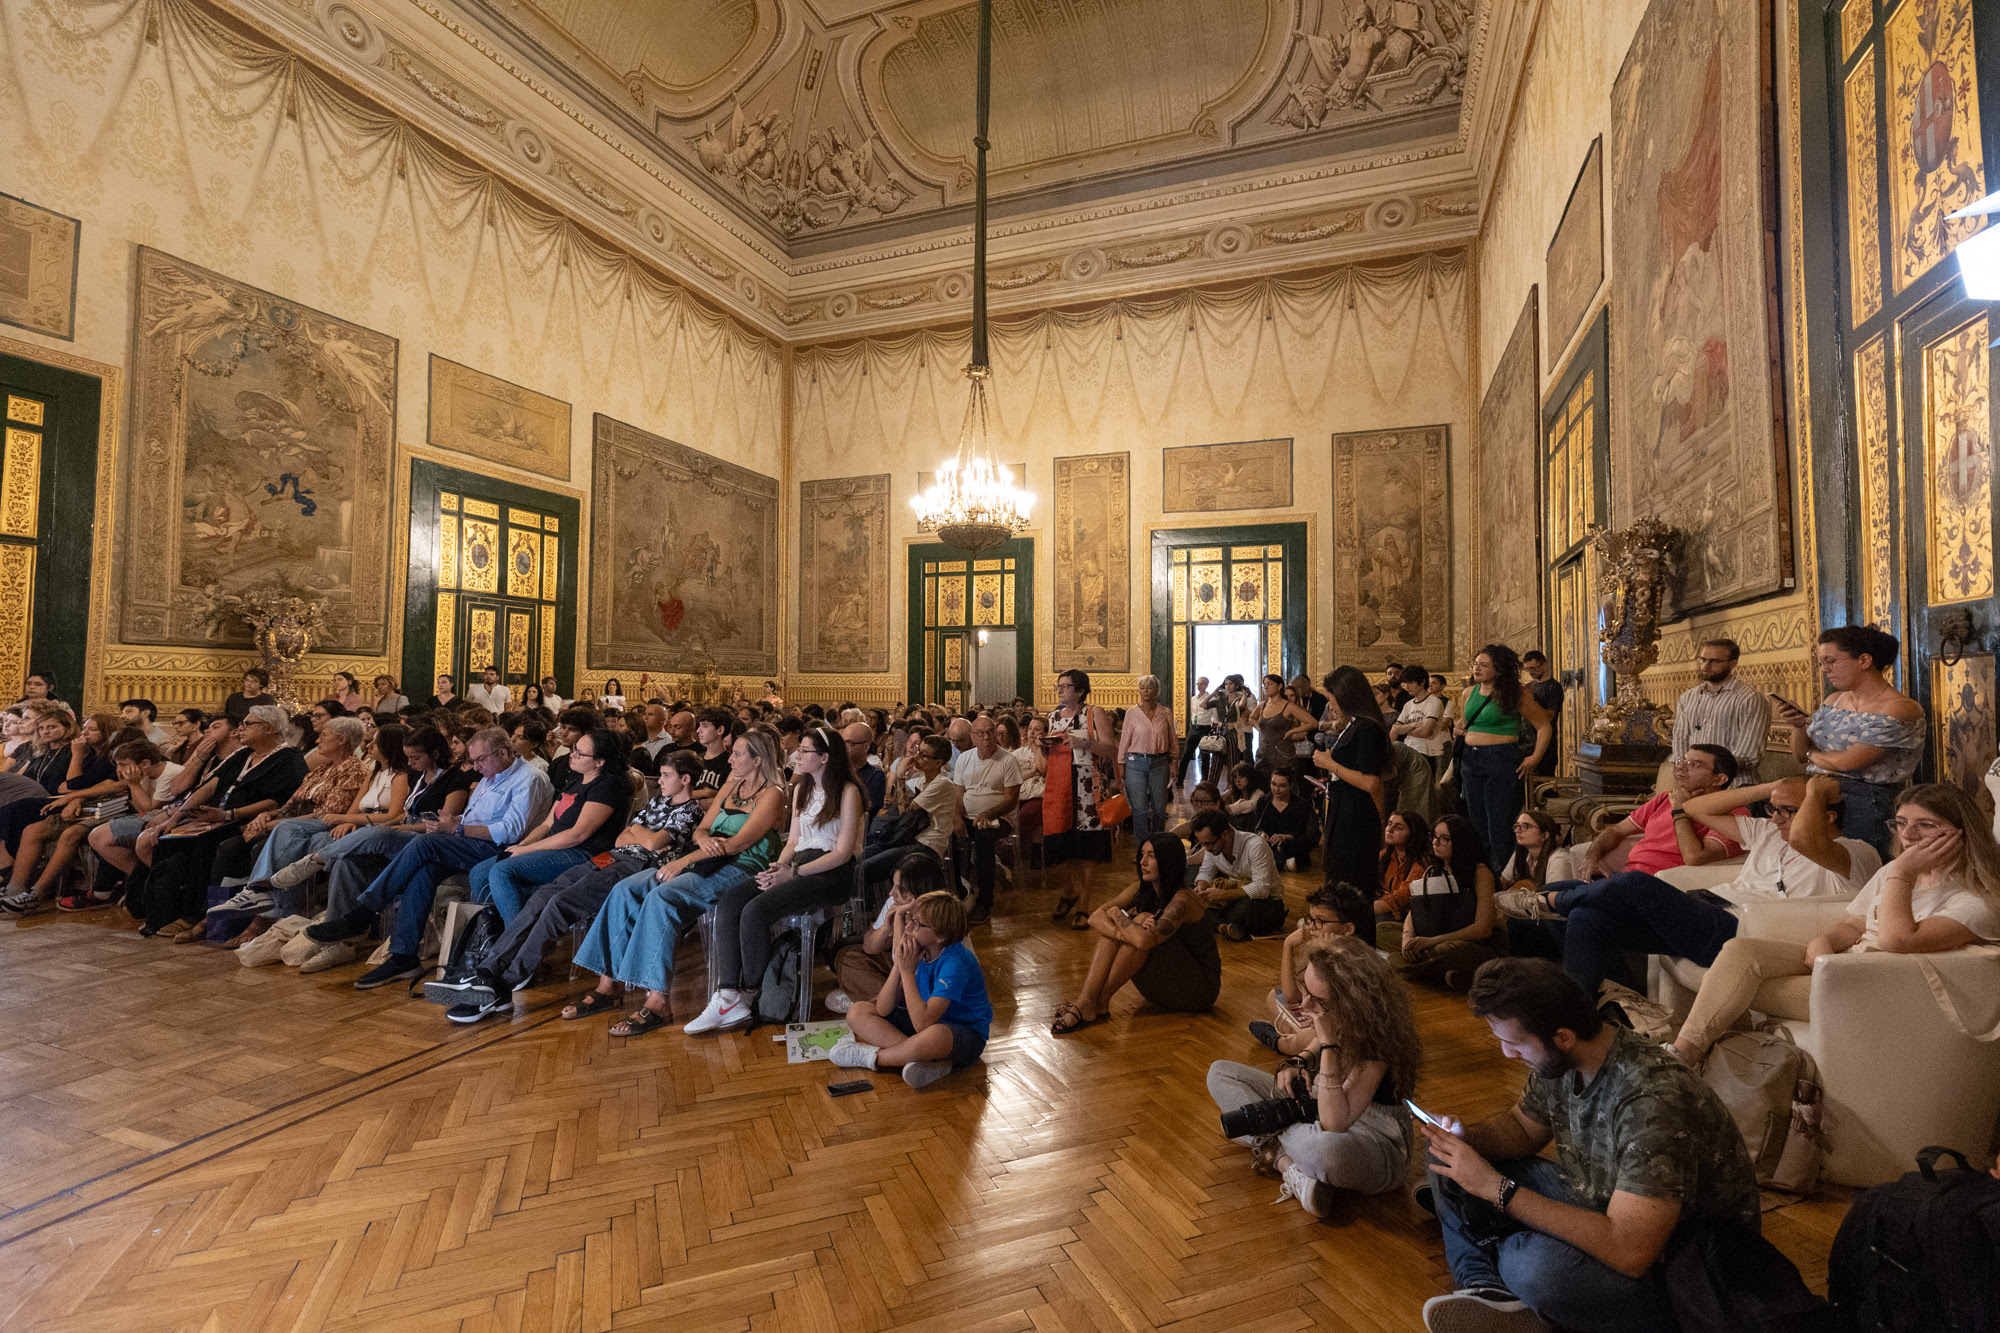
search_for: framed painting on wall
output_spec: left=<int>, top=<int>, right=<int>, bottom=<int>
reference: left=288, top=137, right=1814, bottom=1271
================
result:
left=120, top=247, right=398, bottom=654
left=1545, top=139, right=1603, bottom=358
left=1608, top=0, right=1790, bottom=612
left=0, top=193, right=79, bottom=342
left=1331, top=426, right=1451, bottom=668
left=798, top=473, right=891, bottom=673
left=427, top=355, right=572, bottom=481
left=1053, top=452, right=1130, bottom=672
left=1476, top=289, right=1542, bottom=652
left=1161, top=439, right=1293, bottom=512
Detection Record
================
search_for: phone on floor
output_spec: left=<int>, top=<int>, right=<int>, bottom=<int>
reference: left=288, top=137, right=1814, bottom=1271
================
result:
left=1406, top=1099, right=1451, bottom=1131
left=827, top=1079, right=872, bottom=1098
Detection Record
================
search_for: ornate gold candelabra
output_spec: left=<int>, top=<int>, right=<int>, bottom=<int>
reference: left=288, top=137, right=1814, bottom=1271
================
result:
left=235, top=592, right=326, bottom=710
left=1588, top=517, right=1680, bottom=749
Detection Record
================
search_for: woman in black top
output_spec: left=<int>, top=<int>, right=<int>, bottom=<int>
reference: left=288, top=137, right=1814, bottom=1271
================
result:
left=1256, top=770, right=1316, bottom=871
left=1310, top=666, right=1387, bottom=897
left=468, top=727, right=631, bottom=923
left=1394, top=814, right=1503, bottom=990
left=0, top=711, right=119, bottom=870
left=141, top=706, right=308, bottom=936
left=1053, top=833, right=1219, bottom=1032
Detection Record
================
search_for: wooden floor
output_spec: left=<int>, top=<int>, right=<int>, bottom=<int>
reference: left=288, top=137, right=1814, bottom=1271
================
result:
left=0, top=860, right=1848, bottom=1332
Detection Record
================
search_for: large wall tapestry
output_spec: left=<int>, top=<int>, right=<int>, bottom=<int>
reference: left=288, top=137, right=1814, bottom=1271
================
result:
left=797, top=474, right=891, bottom=673
left=588, top=415, right=778, bottom=675
left=1608, top=0, right=1788, bottom=611
left=1884, top=0, right=1986, bottom=295
left=0, top=193, right=78, bottom=342
left=1545, top=140, right=1603, bottom=356
left=1477, top=291, right=1541, bottom=651
left=1162, top=440, right=1294, bottom=512
left=1332, top=426, right=1450, bottom=667
left=1053, top=453, right=1130, bottom=672
left=427, top=356, right=572, bottom=482
left=121, top=247, right=396, bottom=653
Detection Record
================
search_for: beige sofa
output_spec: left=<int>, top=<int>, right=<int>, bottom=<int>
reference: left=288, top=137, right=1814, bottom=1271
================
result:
left=1648, top=862, right=2000, bottom=1185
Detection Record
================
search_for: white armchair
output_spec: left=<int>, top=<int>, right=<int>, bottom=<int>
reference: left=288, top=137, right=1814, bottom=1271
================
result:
left=1649, top=868, right=2000, bottom=1186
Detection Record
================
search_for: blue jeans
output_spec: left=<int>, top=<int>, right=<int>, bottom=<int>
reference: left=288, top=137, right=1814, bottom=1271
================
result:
left=1123, top=753, right=1169, bottom=850
left=1834, top=774, right=1898, bottom=861
left=1551, top=872, right=1737, bottom=993
left=321, top=826, right=422, bottom=918
left=357, top=832, right=501, bottom=957
left=469, top=846, right=595, bottom=923
left=1460, top=742, right=1525, bottom=872
left=1432, top=1156, right=1675, bottom=1332
left=573, top=862, right=752, bottom=994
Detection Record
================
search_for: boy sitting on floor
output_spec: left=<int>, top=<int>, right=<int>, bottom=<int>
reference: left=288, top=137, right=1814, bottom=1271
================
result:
left=830, top=889, right=991, bottom=1089
left=1251, top=882, right=1372, bottom=1056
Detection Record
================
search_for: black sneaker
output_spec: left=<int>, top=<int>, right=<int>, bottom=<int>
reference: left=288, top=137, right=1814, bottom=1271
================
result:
left=1420, top=1289, right=1542, bottom=1333
left=1248, top=1020, right=1281, bottom=1052
left=425, top=969, right=497, bottom=1007
left=352, top=954, right=423, bottom=990
left=307, top=907, right=378, bottom=944
left=446, top=994, right=508, bottom=1024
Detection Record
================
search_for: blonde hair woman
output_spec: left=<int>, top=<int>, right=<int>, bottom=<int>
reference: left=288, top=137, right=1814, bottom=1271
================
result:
left=1671, top=782, right=2000, bottom=1065
left=1207, top=934, right=1423, bottom=1217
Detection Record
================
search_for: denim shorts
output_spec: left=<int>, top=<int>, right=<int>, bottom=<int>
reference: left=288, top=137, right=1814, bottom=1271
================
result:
left=104, top=815, right=148, bottom=848
left=885, top=1003, right=988, bottom=1067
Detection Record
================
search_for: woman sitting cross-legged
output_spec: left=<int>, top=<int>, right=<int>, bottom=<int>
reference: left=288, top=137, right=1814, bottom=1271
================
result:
left=1257, top=769, right=1315, bottom=871
left=829, top=889, right=992, bottom=1089
left=1669, top=782, right=2000, bottom=1067
left=466, top=726, right=630, bottom=923
left=561, top=727, right=787, bottom=1036
left=1374, top=809, right=1427, bottom=953
left=204, top=715, right=374, bottom=922
left=1395, top=814, right=1505, bottom=990
left=1208, top=933, right=1421, bottom=1218
left=1051, top=832, right=1220, bottom=1033
left=687, top=722, right=867, bottom=1035
left=442, top=749, right=708, bottom=1022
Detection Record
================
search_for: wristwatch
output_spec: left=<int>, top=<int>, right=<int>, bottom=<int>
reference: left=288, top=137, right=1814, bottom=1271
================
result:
left=1494, top=1175, right=1519, bottom=1214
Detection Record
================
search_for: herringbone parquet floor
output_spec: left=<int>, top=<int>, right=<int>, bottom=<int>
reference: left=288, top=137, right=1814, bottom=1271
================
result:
left=0, top=859, right=1847, bottom=1332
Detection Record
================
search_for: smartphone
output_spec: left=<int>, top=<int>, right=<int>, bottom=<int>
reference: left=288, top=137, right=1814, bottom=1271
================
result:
left=1406, top=1099, right=1451, bottom=1131
left=1687, top=888, right=1734, bottom=909
left=827, top=1079, right=871, bottom=1098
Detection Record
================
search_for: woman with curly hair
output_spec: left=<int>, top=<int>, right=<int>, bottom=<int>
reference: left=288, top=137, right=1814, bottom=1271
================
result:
left=1208, top=933, right=1422, bottom=1217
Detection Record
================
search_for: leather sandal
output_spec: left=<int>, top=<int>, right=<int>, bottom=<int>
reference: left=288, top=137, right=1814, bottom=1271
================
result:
left=561, top=990, right=620, bottom=1020
left=609, top=1006, right=670, bottom=1037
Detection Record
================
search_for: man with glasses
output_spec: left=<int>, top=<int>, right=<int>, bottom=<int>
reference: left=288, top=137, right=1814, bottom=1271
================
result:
left=1509, top=775, right=1878, bottom=998
left=956, top=715, right=1022, bottom=925
left=306, top=726, right=553, bottom=989
left=1670, top=638, right=1771, bottom=785
left=842, top=722, right=885, bottom=817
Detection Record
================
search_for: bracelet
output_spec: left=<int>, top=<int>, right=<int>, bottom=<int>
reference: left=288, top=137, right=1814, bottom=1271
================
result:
left=1494, top=1176, right=1519, bottom=1214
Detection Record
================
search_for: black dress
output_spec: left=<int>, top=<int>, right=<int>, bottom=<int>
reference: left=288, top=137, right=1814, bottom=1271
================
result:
left=1320, top=718, right=1385, bottom=896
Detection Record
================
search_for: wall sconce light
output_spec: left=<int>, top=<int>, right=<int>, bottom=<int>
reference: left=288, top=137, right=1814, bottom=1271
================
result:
left=1947, top=192, right=2000, bottom=302
left=977, top=629, right=990, bottom=646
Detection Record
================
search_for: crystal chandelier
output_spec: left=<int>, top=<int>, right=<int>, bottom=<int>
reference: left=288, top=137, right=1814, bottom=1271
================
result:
left=910, top=0, right=1032, bottom=554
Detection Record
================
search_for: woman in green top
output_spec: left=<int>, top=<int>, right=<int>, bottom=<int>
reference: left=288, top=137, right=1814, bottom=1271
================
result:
left=565, top=728, right=789, bottom=1036
left=1452, top=643, right=1553, bottom=873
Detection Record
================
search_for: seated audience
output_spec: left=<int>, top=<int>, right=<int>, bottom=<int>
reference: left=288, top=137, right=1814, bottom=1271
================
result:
left=509, top=719, right=552, bottom=777
left=1003, top=715, right=1045, bottom=835
left=828, top=851, right=946, bottom=1016
left=599, top=678, right=627, bottom=712
left=302, top=727, right=552, bottom=988
left=689, top=723, right=866, bottom=1034
left=1253, top=882, right=1372, bottom=1056
left=0, top=711, right=120, bottom=888
left=140, top=707, right=309, bottom=938
left=830, top=889, right=992, bottom=1089
left=1210, top=934, right=1421, bottom=1217
left=1167, top=782, right=1227, bottom=886
left=954, top=714, right=1021, bottom=925
left=842, top=721, right=886, bottom=818
left=119, top=698, right=170, bottom=746
left=1187, top=807, right=1283, bottom=941
left=864, top=736, right=962, bottom=888
left=73, top=740, right=186, bottom=910
left=1498, top=812, right=1562, bottom=889
left=1774, top=625, right=1924, bottom=858
left=690, top=709, right=735, bottom=798
left=204, top=715, right=372, bottom=919
left=1226, top=761, right=1265, bottom=830
left=467, top=726, right=630, bottom=922
left=1375, top=809, right=1427, bottom=950
left=1419, top=959, right=1760, bottom=1333
left=1256, top=769, right=1314, bottom=871
left=224, top=668, right=278, bottom=723
left=1515, top=776, right=1879, bottom=998
left=1052, top=832, right=1218, bottom=1032
left=560, top=729, right=787, bottom=1035
left=1396, top=815, right=1503, bottom=990
left=423, top=674, right=462, bottom=712
left=257, top=723, right=411, bottom=917
left=1670, top=782, right=2000, bottom=1065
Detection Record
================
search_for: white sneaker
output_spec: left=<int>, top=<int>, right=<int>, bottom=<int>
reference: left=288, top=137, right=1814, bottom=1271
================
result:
left=206, top=887, right=274, bottom=916
left=828, top=1036, right=878, bottom=1070
left=1275, top=1164, right=1331, bottom=1218
left=1420, top=1290, right=1544, bottom=1333
left=685, top=992, right=751, bottom=1036
left=298, top=941, right=355, bottom=974
left=823, top=990, right=853, bottom=1015
left=269, top=854, right=322, bottom=891
left=901, top=1059, right=952, bottom=1090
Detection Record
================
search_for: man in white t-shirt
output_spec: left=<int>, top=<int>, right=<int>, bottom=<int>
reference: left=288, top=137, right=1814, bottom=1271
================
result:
left=1536, top=775, right=1879, bottom=995
left=467, top=666, right=511, bottom=713
left=954, top=715, right=1021, bottom=924
left=1188, top=808, right=1283, bottom=940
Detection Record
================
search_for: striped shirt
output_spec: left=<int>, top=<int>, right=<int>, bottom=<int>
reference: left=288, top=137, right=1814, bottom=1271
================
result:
left=1672, top=677, right=1772, bottom=781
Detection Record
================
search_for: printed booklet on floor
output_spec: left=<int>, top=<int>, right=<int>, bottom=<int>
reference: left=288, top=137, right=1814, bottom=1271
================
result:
left=784, top=1020, right=851, bottom=1063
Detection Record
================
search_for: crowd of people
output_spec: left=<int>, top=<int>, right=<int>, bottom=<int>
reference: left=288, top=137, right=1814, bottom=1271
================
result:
left=4, top=619, right=1989, bottom=1332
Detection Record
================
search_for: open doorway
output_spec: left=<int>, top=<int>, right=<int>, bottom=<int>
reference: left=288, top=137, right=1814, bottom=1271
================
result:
left=970, top=628, right=1018, bottom=706
left=1194, top=624, right=1263, bottom=707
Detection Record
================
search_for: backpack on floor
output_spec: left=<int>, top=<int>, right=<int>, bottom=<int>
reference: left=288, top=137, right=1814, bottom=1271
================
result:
left=1700, top=1028, right=1826, bottom=1197
left=754, top=931, right=806, bottom=1026
left=1829, top=1146, right=2000, bottom=1333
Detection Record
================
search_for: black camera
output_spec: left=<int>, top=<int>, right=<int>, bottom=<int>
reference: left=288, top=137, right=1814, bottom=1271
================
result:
left=1219, top=1093, right=1318, bottom=1139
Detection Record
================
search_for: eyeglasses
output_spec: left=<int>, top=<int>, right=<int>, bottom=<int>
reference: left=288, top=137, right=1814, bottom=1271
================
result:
left=1768, top=803, right=1800, bottom=818
left=1886, top=817, right=1950, bottom=835
left=1431, top=832, right=1452, bottom=843
left=796, top=745, right=822, bottom=757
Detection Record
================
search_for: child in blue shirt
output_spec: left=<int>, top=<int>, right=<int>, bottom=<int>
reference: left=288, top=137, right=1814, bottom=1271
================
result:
left=831, top=889, right=991, bottom=1088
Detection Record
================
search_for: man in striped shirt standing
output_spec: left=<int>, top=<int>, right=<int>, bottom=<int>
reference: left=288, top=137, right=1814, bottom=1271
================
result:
left=1670, top=638, right=1771, bottom=786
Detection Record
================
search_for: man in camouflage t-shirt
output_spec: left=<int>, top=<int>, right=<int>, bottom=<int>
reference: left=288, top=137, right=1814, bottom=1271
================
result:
left=1415, top=959, right=1758, bottom=1333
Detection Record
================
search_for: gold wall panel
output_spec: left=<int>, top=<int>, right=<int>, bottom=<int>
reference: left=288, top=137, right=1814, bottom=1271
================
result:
left=542, top=534, right=559, bottom=601
left=1854, top=334, right=1895, bottom=630
left=1268, top=560, right=1282, bottom=620
left=440, top=492, right=459, bottom=511
left=1936, top=654, right=1997, bottom=820
left=540, top=614, right=556, bottom=679
left=938, top=575, right=967, bottom=625
left=1924, top=315, right=1992, bottom=605
left=1231, top=562, right=1266, bottom=621
left=5, top=396, right=42, bottom=425
left=1190, top=563, right=1224, bottom=621
left=1266, top=622, right=1281, bottom=679
left=0, top=544, right=33, bottom=691
left=1189, top=547, right=1222, bottom=562
left=1173, top=629, right=1187, bottom=718
left=469, top=608, right=497, bottom=672
left=1886, top=0, right=1987, bottom=293
left=2, top=426, right=40, bottom=538
left=943, top=634, right=963, bottom=680
left=972, top=573, right=1002, bottom=626
left=542, top=515, right=558, bottom=532
left=506, top=524, right=539, bottom=599
left=463, top=498, right=500, bottom=519
left=1845, top=50, right=1883, bottom=325
left=506, top=611, right=530, bottom=676
left=1171, top=565, right=1188, bottom=621
left=435, top=592, right=455, bottom=675
left=974, top=559, right=1003, bottom=571
left=1841, top=0, right=1871, bottom=60
left=438, top=514, right=459, bottom=589
left=924, top=576, right=936, bottom=627
left=507, top=507, right=540, bottom=529
left=1002, top=573, right=1015, bottom=624
left=461, top=520, right=500, bottom=593
left=937, top=560, right=967, bottom=573
left=1230, top=545, right=1266, bottom=560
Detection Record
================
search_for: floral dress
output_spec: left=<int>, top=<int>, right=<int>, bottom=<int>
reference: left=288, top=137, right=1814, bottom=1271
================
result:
left=1049, top=709, right=1101, bottom=832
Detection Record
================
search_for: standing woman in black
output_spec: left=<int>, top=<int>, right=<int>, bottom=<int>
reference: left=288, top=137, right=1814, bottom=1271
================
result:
left=1310, top=666, right=1387, bottom=899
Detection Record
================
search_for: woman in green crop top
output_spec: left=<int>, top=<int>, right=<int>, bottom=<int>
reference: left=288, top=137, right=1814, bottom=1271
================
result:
left=565, top=728, right=789, bottom=1036
left=1451, top=644, right=1553, bottom=873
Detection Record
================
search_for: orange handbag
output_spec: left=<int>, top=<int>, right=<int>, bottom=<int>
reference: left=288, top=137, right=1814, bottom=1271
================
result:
left=1094, top=790, right=1131, bottom=827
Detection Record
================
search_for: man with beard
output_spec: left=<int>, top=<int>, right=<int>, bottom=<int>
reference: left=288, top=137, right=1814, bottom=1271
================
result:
left=1414, top=959, right=1759, bottom=1333
left=1669, top=638, right=1771, bottom=785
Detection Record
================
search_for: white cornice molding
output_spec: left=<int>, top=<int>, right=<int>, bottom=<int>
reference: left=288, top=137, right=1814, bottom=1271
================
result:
left=1462, top=0, right=1544, bottom=217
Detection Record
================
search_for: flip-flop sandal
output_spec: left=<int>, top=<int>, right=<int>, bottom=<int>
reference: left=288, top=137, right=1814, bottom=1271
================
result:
left=1050, top=1003, right=1087, bottom=1035
left=1068, top=910, right=1091, bottom=931
left=562, top=991, right=620, bottom=1020
left=1050, top=894, right=1079, bottom=923
left=609, top=1006, right=670, bottom=1037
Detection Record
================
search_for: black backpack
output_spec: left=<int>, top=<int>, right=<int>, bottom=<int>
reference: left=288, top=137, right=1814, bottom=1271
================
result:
left=1829, top=1146, right=2000, bottom=1333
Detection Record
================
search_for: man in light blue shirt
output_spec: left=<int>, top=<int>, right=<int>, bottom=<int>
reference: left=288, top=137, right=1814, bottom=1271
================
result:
left=307, top=727, right=553, bottom=989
